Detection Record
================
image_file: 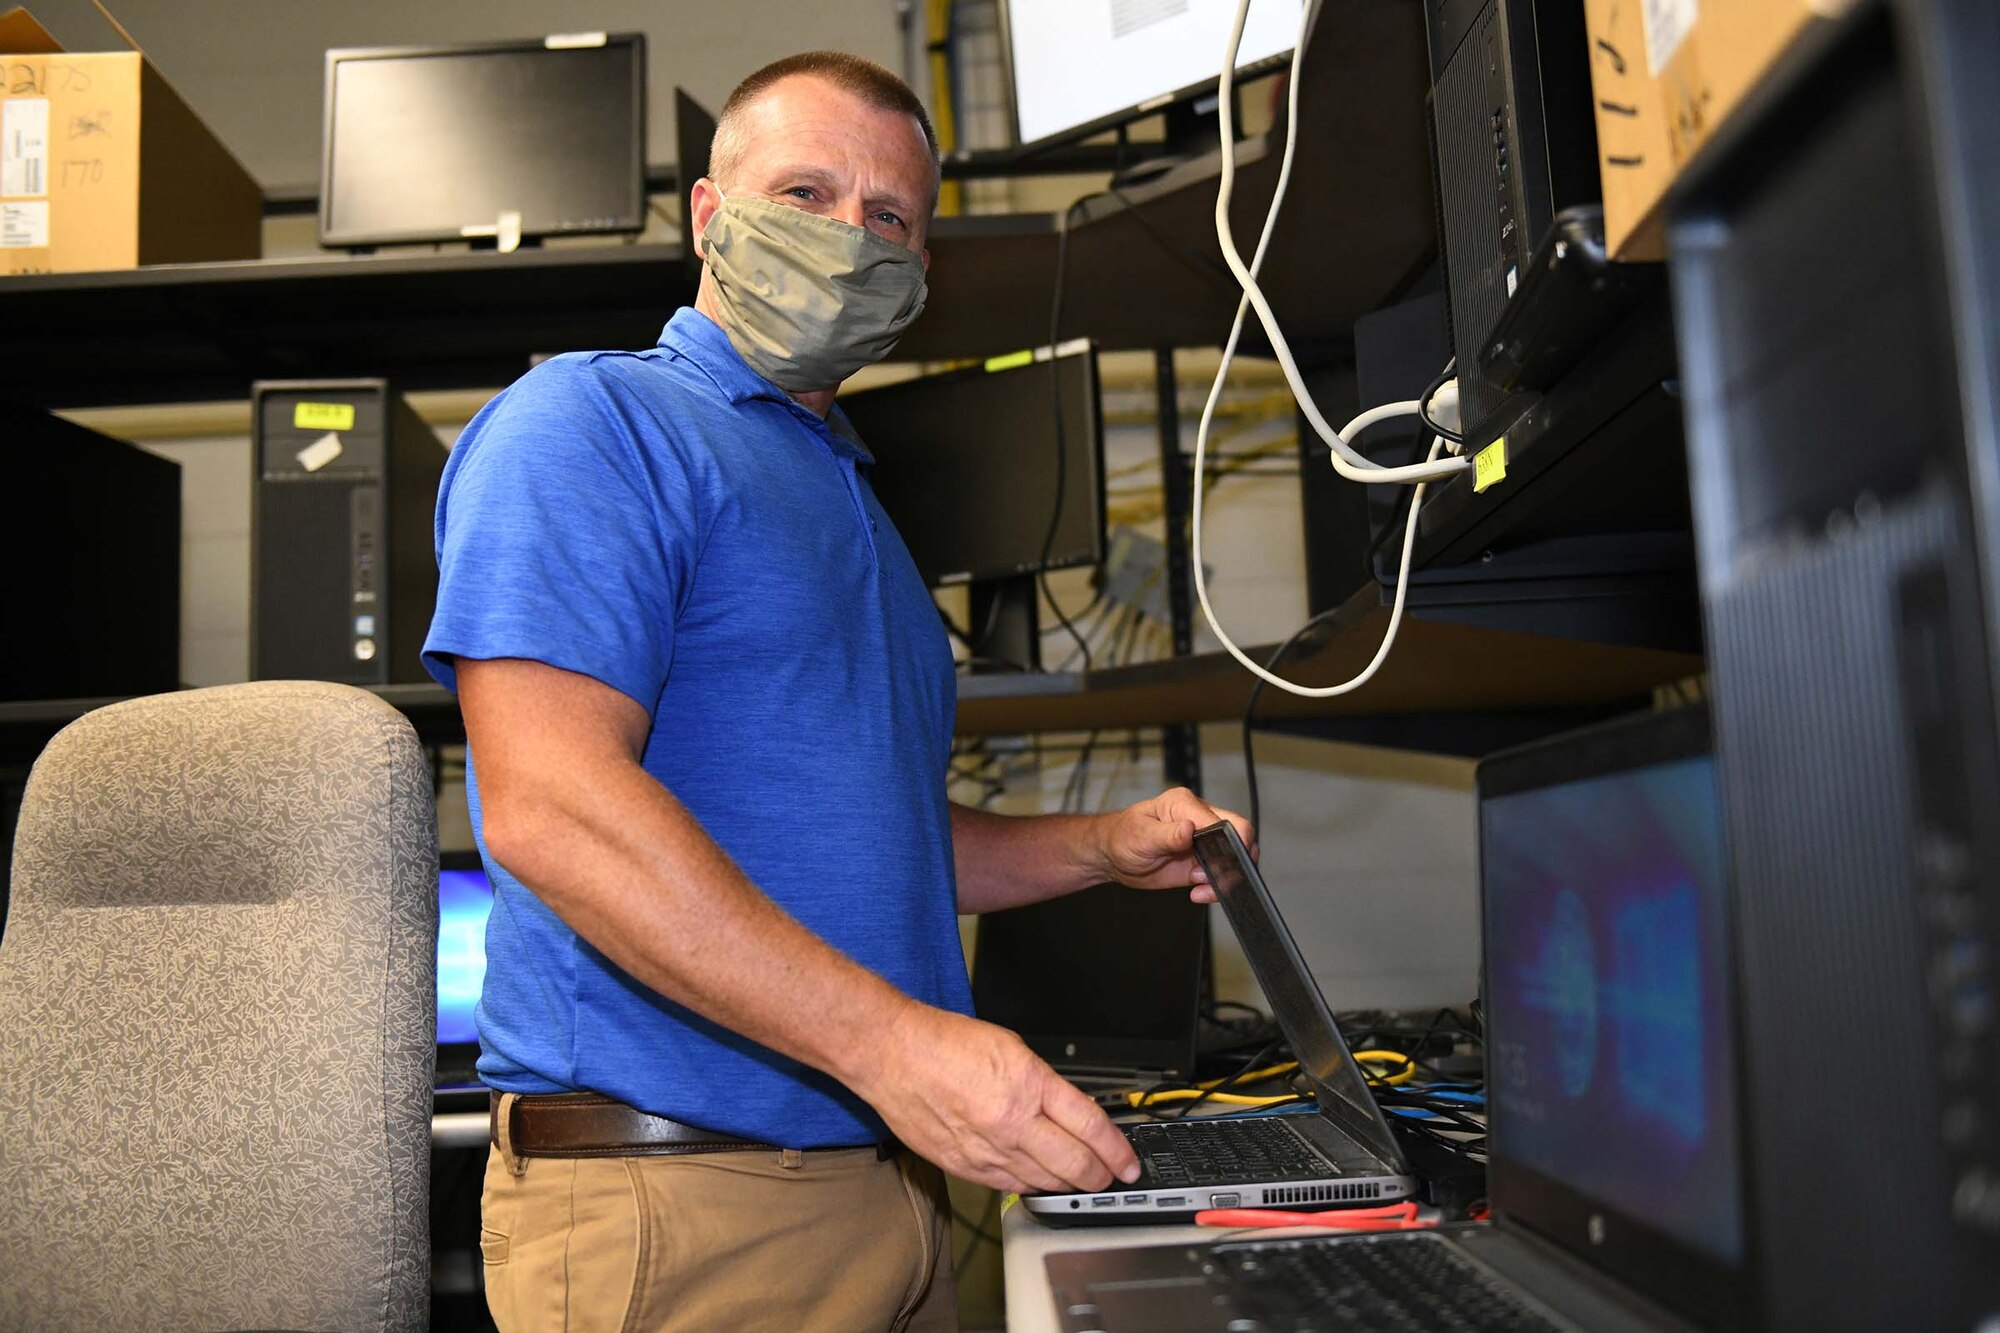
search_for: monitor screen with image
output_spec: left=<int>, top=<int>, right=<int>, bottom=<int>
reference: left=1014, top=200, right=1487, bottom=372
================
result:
left=437, top=854, right=494, bottom=1049
left=1479, top=708, right=1749, bottom=1323
left=1003, top=0, right=1300, bottom=148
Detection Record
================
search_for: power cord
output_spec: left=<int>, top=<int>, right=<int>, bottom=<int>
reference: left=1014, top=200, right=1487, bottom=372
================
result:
left=1193, top=0, right=1474, bottom=700
left=1198, top=429, right=1446, bottom=699
left=1240, top=603, right=1345, bottom=837
left=1361, top=365, right=1461, bottom=576
left=1107, top=184, right=1239, bottom=292
left=955, top=1191, right=1002, bottom=1270
left=1417, top=358, right=1465, bottom=445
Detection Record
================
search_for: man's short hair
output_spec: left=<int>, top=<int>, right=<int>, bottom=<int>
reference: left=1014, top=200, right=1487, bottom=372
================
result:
left=709, top=52, right=942, bottom=196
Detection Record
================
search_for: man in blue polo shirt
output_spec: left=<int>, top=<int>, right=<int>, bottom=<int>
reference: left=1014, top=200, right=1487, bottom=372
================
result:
left=426, top=51, right=1253, bottom=1332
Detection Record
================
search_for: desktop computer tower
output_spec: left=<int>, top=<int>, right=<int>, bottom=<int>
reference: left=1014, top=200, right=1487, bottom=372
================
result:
left=1, top=404, right=180, bottom=702
left=251, top=380, right=444, bottom=685
left=1422, top=0, right=1601, bottom=434
left=1669, top=2, right=2000, bottom=1328
left=1417, top=0, right=1687, bottom=596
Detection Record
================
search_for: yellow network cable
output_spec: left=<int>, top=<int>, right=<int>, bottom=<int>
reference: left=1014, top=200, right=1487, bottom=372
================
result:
left=1122, top=1060, right=1302, bottom=1110
left=1201, top=1061, right=1297, bottom=1088
left=1355, top=1050, right=1417, bottom=1086
left=1126, top=1089, right=1300, bottom=1109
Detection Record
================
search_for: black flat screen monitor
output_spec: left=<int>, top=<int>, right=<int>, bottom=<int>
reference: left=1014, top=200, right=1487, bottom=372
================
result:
left=1000, top=0, right=1299, bottom=149
left=973, top=883, right=1206, bottom=1078
left=838, top=342, right=1106, bottom=588
left=321, top=35, right=646, bottom=249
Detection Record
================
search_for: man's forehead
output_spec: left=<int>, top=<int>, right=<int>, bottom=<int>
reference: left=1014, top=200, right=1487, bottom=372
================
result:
left=734, top=75, right=935, bottom=174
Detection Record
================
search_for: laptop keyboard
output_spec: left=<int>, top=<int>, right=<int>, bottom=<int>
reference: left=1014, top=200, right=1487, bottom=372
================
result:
left=1129, top=1118, right=1333, bottom=1187
left=1213, top=1233, right=1568, bottom=1332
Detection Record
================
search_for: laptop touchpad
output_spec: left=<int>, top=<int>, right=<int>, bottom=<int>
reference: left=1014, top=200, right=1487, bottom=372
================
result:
left=1088, top=1277, right=1246, bottom=1330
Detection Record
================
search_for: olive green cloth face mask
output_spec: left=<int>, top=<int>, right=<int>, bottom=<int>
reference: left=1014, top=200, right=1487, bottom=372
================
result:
left=699, top=194, right=929, bottom=392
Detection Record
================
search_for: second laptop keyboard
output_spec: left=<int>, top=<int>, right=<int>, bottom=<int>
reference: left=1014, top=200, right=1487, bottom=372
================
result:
left=1128, top=1117, right=1334, bottom=1187
left=1213, top=1233, right=1568, bottom=1332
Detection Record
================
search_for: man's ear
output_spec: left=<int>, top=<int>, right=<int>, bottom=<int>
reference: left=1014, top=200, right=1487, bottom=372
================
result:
left=920, top=246, right=931, bottom=272
left=688, top=177, right=724, bottom=259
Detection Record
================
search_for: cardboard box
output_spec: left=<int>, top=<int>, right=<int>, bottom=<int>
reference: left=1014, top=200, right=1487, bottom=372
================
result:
left=1585, top=0, right=1853, bottom=260
left=0, top=5, right=260, bottom=275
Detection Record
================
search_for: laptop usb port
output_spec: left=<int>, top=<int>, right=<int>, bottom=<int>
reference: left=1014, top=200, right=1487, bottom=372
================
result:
left=1124, top=1194, right=1147, bottom=1205
left=1092, top=1196, right=1117, bottom=1207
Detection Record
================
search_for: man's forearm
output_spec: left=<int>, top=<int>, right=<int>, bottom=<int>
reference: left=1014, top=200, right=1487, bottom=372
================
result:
left=486, top=753, right=911, bottom=1094
left=950, top=803, right=1110, bottom=914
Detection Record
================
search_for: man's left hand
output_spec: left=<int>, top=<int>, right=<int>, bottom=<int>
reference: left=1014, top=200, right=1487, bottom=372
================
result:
left=1091, top=787, right=1256, bottom=904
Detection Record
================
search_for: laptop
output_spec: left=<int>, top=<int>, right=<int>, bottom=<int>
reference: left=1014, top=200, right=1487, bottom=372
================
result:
left=1024, top=823, right=1419, bottom=1225
left=1045, top=704, right=1760, bottom=1331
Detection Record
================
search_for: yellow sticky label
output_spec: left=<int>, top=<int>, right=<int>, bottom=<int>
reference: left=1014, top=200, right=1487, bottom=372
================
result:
left=294, top=401, right=356, bottom=431
left=983, top=349, right=1035, bottom=373
left=1473, top=437, right=1508, bottom=494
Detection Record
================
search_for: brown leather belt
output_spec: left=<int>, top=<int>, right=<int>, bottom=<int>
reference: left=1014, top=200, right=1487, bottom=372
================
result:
left=493, top=1091, right=893, bottom=1160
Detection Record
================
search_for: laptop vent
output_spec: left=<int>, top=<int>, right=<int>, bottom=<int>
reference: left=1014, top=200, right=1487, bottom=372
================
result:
left=1262, top=1182, right=1382, bottom=1206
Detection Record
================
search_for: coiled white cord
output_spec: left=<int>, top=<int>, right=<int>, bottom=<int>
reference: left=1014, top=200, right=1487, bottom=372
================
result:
left=1192, top=0, right=1468, bottom=697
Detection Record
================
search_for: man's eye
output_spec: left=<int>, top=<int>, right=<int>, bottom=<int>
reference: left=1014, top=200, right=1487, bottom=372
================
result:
left=875, top=212, right=906, bottom=229
left=785, top=187, right=816, bottom=201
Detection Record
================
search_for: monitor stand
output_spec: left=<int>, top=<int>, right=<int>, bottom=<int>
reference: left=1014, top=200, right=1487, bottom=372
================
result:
left=966, top=574, right=1042, bottom=674
left=1109, top=91, right=1241, bottom=189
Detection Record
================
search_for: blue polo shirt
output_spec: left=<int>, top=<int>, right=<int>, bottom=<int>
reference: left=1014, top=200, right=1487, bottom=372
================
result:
left=422, top=307, right=968, bottom=1148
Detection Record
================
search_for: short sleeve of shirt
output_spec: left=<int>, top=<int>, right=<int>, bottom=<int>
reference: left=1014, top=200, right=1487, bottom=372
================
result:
left=422, top=356, right=701, bottom=711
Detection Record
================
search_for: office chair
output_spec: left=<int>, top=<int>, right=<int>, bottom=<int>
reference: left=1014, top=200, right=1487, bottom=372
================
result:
left=0, top=681, right=437, bottom=1332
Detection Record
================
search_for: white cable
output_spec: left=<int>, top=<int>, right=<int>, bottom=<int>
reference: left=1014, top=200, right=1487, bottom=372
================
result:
left=1194, top=432, right=1446, bottom=699
left=1346, top=399, right=1428, bottom=441
left=1191, top=0, right=1465, bottom=696
left=1211, top=0, right=1470, bottom=485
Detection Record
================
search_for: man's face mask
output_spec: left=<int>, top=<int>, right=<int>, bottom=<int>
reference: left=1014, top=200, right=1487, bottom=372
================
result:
left=699, top=193, right=929, bottom=392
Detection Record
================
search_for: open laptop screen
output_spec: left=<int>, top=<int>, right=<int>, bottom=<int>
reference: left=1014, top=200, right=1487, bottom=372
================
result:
left=1480, top=706, right=1749, bottom=1321
left=1195, top=823, right=1408, bottom=1170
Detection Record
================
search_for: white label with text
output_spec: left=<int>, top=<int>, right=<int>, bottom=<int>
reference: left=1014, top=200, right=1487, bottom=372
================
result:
left=3, top=98, right=50, bottom=198
left=1, top=201, right=49, bottom=247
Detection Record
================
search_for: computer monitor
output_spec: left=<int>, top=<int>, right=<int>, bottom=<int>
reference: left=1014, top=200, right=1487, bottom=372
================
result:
left=838, top=341, right=1106, bottom=589
left=320, top=35, right=646, bottom=249
left=436, top=851, right=493, bottom=1083
left=972, top=883, right=1207, bottom=1079
left=1000, top=0, right=1300, bottom=149
left=1478, top=706, right=1753, bottom=1327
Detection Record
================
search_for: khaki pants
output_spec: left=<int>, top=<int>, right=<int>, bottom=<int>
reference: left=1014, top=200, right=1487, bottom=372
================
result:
left=480, top=1105, right=957, bottom=1332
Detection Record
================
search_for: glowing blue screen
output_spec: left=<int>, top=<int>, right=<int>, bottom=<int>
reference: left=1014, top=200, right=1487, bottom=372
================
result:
left=437, top=866, right=494, bottom=1046
left=1483, top=756, right=1743, bottom=1265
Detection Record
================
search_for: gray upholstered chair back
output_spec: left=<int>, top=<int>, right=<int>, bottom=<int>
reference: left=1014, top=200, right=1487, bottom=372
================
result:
left=0, top=681, right=437, bottom=1332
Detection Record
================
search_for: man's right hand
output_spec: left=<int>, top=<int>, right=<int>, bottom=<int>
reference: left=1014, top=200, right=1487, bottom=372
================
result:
left=848, top=1001, right=1141, bottom=1195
